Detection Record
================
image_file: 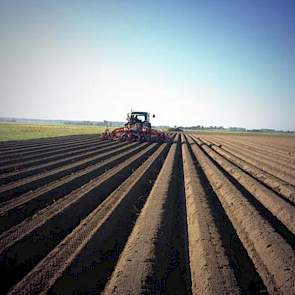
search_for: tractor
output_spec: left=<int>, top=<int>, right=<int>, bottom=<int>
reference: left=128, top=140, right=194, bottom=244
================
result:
left=102, top=111, right=169, bottom=142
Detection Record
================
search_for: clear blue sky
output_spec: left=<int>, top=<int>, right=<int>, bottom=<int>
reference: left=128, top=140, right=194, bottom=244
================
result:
left=0, top=0, right=294, bottom=129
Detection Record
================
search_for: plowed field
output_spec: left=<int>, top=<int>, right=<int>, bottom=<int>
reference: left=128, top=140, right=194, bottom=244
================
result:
left=0, top=133, right=294, bottom=294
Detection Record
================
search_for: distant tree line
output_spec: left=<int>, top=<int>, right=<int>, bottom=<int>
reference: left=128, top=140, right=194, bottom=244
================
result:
left=171, top=125, right=295, bottom=133
left=61, top=120, right=124, bottom=127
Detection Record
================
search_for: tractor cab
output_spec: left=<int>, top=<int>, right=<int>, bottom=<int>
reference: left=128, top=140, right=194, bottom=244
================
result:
left=127, top=111, right=153, bottom=128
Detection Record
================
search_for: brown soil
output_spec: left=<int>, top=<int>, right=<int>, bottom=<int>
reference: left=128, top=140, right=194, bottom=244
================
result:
left=0, top=133, right=294, bottom=295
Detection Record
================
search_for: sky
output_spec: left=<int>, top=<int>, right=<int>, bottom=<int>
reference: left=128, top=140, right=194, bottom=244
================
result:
left=0, top=0, right=294, bottom=130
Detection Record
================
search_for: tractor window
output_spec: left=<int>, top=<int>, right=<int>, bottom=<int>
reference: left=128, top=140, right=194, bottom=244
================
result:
left=137, top=115, right=145, bottom=122
left=131, top=113, right=147, bottom=122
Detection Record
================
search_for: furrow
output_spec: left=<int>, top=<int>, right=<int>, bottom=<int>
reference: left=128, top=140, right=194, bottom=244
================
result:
left=208, top=137, right=295, bottom=173
left=207, top=136, right=295, bottom=165
left=0, top=143, right=159, bottom=293
left=0, top=142, right=150, bottom=253
left=0, top=135, right=100, bottom=156
left=0, top=134, right=93, bottom=149
left=0, top=141, right=131, bottom=201
left=0, top=141, right=129, bottom=187
left=206, top=137, right=295, bottom=186
left=200, top=137, right=295, bottom=205
left=192, top=136, right=295, bottom=235
left=210, top=135, right=295, bottom=156
left=0, top=140, right=115, bottom=174
left=187, top=134, right=295, bottom=294
left=104, top=135, right=186, bottom=294
left=224, top=136, right=295, bottom=155
left=0, top=140, right=118, bottom=181
left=0, top=142, right=151, bottom=233
left=0, top=137, right=108, bottom=166
left=182, top=135, right=240, bottom=294
left=8, top=142, right=170, bottom=295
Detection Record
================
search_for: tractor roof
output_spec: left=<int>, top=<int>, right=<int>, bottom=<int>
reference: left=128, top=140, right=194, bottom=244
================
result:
left=131, top=111, right=148, bottom=116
